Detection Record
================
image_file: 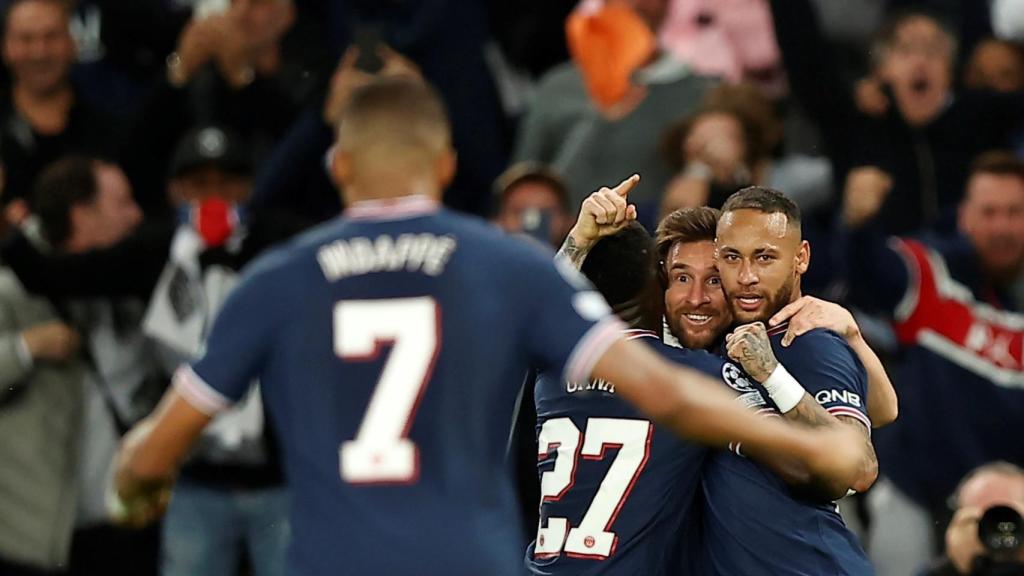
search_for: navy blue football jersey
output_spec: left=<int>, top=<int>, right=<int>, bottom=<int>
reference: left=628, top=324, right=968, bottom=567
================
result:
left=527, top=330, right=734, bottom=575
left=701, top=325, right=873, bottom=575
left=173, top=197, right=624, bottom=576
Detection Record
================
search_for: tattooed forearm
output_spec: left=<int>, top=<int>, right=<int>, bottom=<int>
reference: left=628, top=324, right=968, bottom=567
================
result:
left=736, top=335, right=779, bottom=382
left=783, top=395, right=836, bottom=428
left=556, top=234, right=591, bottom=270
left=838, top=416, right=879, bottom=493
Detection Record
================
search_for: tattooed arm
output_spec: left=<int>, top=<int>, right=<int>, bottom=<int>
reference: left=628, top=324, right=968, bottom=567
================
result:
left=770, top=296, right=898, bottom=428
left=556, top=233, right=592, bottom=270
left=728, top=322, right=878, bottom=499
left=556, top=175, right=641, bottom=270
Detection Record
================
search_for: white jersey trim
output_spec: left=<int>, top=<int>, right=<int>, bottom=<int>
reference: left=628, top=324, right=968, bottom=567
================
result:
left=918, top=329, right=1024, bottom=389
left=564, top=318, right=627, bottom=384
left=344, top=195, right=440, bottom=221
left=174, top=365, right=232, bottom=416
left=828, top=406, right=872, bottom=432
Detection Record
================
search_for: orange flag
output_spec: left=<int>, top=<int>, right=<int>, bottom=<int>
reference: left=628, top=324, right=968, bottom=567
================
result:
left=566, top=1, right=657, bottom=110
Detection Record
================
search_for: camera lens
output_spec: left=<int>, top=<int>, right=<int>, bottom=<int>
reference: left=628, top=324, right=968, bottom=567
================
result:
left=978, top=505, right=1023, bottom=554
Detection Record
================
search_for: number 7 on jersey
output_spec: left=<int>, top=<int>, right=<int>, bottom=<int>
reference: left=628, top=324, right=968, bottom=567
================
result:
left=334, top=297, right=440, bottom=484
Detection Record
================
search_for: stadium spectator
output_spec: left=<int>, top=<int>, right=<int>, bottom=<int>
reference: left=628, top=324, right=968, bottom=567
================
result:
left=659, top=0, right=784, bottom=96
left=492, top=162, right=572, bottom=249
left=961, top=38, right=1024, bottom=157
left=63, top=0, right=188, bottom=119
left=313, top=0, right=508, bottom=216
left=963, top=38, right=1024, bottom=93
left=658, top=83, right=831, bottom=218
left=513, top=0, right=714, bottom=210
left=143, top=125, right=291, bottom=576
left=123, top=0, right=300, bottom=218
left=30, top=156, right=164, bottom=576
left=922, top=462, right=1024, bottom=576
left=0, top=0, right=121, bottom=225
left=841, top=151, right=1024, bottom=576
left=0, top=212, right=82, bottom=576
left=769, top=0, right=1024, bottom=237
left=249, top=45, right=421, bottom=223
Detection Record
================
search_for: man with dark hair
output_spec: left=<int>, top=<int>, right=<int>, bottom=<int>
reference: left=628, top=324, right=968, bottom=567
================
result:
left=493, top=162, right=573, bottom=249
left=844, top=149, right=1024, bottom=575
left=111, top=71, right=864, bottom=576
left=695, top=185, right=878, bottom=575
left=0, top=154, right=159, bottom=576
left=0, top=0, right=120, bottom=225
left=31, top=156, right=141, bottom=251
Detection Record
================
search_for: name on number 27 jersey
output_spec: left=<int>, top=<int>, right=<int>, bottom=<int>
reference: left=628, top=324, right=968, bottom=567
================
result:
left=172, top=198, right=624, bottom=576
left=528, top=330, right=731, bottom=575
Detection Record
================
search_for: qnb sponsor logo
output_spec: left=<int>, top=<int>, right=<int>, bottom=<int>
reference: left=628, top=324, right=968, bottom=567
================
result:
left=815, top=389, right=862, bottom=408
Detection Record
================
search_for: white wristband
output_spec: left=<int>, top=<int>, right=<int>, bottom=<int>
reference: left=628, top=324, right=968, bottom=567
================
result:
left=762, top=364, right=805, bottom=414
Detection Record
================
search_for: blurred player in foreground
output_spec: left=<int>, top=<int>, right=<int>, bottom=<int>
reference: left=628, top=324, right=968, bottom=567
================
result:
left=111, top=63, right=863, bottom=576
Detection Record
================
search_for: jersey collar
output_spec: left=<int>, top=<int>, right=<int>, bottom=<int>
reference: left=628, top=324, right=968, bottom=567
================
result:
left=766, top=322, right=789, bottom=337
left=344, top=195, right=441, bottom=221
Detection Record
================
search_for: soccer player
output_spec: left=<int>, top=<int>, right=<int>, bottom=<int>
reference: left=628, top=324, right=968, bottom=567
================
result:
left=701, top=187, right=878, bottom=575
left=110, top=75, right=861, bottom=576
left=563, top=186, right=887, bottom=574
left=528, top=220, right=762, bottom=575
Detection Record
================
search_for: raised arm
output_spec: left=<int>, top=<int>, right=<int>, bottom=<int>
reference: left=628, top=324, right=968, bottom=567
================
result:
left=839, top=166, right=913, bottom=315
left=767, top=0, right=856, bottom=142
left=556, top=174, right=640, bottom=270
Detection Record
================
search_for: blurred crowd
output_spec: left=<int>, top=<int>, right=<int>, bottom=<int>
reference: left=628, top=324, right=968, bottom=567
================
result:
left=0, top=0, right=1023, bottom=575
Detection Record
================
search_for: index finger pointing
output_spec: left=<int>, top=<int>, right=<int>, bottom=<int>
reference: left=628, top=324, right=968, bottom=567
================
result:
left=611, top=174, right=640, bottom=198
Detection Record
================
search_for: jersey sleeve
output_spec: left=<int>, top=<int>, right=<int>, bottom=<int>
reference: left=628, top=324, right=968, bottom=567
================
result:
left=523, top=255, right=624, bottom=384
left=780, top=329, right=871, bottom=430
left=174, top=256, right=285, bottom=415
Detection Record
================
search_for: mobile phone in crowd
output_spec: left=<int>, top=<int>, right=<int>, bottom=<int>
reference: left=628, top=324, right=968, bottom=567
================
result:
left=353, top=24, right=385, bottom=73
left=521, top=208, right=554, bottom=247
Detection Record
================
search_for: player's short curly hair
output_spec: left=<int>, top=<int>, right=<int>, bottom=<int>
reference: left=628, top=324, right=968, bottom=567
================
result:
left=581, top=222, right=657, bottom=311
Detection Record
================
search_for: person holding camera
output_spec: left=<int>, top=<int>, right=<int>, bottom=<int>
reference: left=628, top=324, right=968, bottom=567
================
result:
left=923, top=462, right=1024, bottom=576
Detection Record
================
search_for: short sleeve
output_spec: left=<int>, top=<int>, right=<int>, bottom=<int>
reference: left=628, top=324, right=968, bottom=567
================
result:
left=778, top=329, right=871, bottom=430
left=524, top=255, right=624, bottom=384
left=175, top=259, right=284, bottom=416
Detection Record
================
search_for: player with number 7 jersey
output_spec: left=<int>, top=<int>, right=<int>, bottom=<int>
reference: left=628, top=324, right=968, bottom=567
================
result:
left=113, top=78, right=864, bottom=576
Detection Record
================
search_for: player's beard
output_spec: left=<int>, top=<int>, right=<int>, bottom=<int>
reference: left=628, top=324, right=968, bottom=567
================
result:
left=730, top=275, right=796, bottom=326
left=667, top=308, right=731, bottom=352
